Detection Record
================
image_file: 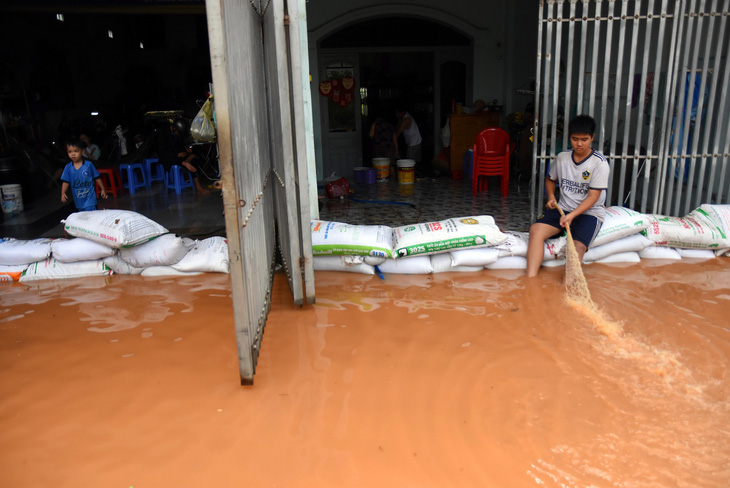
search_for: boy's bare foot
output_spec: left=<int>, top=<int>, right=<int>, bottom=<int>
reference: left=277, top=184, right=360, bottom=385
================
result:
left=195, top=184, right=211, bottom=196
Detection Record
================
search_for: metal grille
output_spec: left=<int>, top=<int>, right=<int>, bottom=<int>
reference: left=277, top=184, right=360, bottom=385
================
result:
left=532, top=0, right=730, bottom=220
left=206, top=0, right=315, bottom=384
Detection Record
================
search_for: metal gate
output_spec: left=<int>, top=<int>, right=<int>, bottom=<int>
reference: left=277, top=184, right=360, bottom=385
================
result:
left=206, top=0, right=316, bottom=385
left=532, top=0, right=730, bottom=220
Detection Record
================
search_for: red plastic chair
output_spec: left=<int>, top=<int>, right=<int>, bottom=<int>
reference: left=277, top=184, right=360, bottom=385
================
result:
left=472, top=127, right=513, bottom=197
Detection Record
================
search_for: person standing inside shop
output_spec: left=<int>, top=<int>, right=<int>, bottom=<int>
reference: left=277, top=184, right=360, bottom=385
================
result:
left=393, top=107, right=422, bottom=164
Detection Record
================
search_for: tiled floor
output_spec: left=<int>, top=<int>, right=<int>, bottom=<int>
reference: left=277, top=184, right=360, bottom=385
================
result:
left=318, top=175, right=534, bottom=231
left=1, top=173, right=534, bottom=241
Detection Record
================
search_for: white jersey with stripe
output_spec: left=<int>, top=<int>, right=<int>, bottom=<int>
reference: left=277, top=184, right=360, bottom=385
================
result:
left=549, top=149, right=610, bottom=221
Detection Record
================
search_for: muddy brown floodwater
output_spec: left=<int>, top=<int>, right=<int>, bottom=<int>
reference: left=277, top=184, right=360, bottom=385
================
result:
left=1, top=259, right=730, bottom=487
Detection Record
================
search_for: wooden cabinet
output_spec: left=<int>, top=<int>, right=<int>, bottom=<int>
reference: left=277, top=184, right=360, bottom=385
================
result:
left=449, top=112, right=500, bottom=172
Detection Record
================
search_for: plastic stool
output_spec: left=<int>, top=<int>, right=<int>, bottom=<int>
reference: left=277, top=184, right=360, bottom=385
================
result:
left=119, top=163, right=149, bottom=194
left=96, top=168, right=123, bottom=198
left=165, top=165, right=195, bottom=194
left=144, top=158, right=165, bottom=185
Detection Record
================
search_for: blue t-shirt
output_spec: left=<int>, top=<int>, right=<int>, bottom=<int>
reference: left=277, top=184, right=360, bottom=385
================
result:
left=61, top=160, right=100, bottom=211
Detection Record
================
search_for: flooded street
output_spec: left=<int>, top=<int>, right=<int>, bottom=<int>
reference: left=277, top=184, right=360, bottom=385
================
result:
left=2, top=260, right=729, bottom=487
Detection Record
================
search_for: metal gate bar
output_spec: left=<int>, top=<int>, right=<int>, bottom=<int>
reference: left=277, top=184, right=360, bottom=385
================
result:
left=532, top=0, right=729, bottom=222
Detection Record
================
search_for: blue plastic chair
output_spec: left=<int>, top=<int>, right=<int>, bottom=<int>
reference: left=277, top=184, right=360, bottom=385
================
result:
left=119, top=163, right=149, bottom=194
left=165, top=165, right=195, bottom=194
left=144, top=158, right=165, bottom=185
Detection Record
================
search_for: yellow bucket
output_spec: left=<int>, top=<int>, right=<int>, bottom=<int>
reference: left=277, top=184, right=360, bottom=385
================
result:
left=396, top=159, right=416, bottom=185
left=372, top=158, right=390, bottom=182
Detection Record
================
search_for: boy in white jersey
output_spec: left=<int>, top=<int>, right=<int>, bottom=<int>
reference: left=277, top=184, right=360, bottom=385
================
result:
left=527, top=115, right=610, bottom=278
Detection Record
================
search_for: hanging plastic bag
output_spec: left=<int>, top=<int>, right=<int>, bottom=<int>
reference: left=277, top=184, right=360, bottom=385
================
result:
left=190, top=98, right=216, bottom=142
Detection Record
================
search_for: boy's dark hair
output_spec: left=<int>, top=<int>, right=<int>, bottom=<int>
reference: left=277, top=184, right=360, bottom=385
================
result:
left=568, top=114, right=596, bottom=136
left=65, top=137, right=84, bottom=149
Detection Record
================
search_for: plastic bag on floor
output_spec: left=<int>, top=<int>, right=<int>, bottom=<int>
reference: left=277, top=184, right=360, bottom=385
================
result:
left=0, top=238, right=53, bottom=266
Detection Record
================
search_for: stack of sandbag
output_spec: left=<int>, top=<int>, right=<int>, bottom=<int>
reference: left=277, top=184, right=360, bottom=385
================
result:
left=0, top=210, right=230, bottom=283
left=310, top=205, right=730, bottom=277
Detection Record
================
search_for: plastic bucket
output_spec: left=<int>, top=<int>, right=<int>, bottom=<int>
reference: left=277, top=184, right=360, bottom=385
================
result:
left=353, top=167, right=368, bottom=184
left=0, top=184, right=23, bottom=215
left=396, top=159, right=416, bottom=185
left=372, top=158, right=390, bottom=182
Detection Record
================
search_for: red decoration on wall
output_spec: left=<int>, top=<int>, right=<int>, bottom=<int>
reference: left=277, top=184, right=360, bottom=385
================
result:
left=318, top=80, right=332, bottom=96
left=341, top=76, right=355, bottom=91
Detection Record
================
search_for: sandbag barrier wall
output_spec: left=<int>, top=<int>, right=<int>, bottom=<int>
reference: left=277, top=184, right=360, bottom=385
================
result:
left=310, top=205, right=730, bottom=276
left=0, top=211, right=230, bottom=283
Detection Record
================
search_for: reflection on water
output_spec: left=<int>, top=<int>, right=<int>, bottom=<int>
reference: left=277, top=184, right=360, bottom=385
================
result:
left=1, top=263, right=729, bottom=487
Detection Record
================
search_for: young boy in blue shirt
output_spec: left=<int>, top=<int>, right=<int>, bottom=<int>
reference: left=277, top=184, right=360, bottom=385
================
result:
left=60, top=138, right=108, bottom=211
left=527, top=115, right=610, bottom=278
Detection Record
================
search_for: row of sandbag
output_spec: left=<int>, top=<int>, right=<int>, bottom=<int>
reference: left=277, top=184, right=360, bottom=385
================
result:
left=312, top=205, right=730, bottom=275
left=0, top=209, right=229, bottom=282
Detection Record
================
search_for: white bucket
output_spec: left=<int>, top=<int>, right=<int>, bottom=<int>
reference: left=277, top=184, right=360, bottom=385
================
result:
left=1, top=184, right=23, bottom=215
left=396, top=159, right=416, bottom=185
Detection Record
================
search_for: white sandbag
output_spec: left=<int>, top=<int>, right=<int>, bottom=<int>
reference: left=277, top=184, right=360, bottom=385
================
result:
left=485, top=256, right=527, bottom=270
left=19, top=258, right=112, bottom=282
left=690, top=204, right=730, bottom=237
left=544, top=236, right=567, bottom=260
left=377, top=256, right=433, bottom=274
left=313, top=256, right=375, bottom=275
left=583, top=234, right=653, bottom=263
left=642, top=213, right=728, bottom=249
left=594, top=251, right=641, bottom=264
left=431, top=253, right=483, bottom=273
left=676, top=248, right=716, bottom=259
left=542, top=259, right=566, bottom=268
left=393, top=216, right=507, bottom=258
left=450, top=247, right=500, bottom=267
left=363, top=255, right=387, bottom=266
left=120, top=233, right=194, bottom=267
left=0, top=264, right=27, bottom=282
left=0, top=238, right=52, bottom=265
left=102, top=255, right=145, bottom=275
left=63, top=209, right=168, bottom=249
left=494, top=231, right=529, bottom=257
left=51, top=237, right=116, bottom=263
left=141, top=266, right=203, bottom=277
left=172, top=236, right=229, bottom=273
left=311, top=220, right=395, bottom=258
left=639, top=246, right=682, bottom=260
left=592, top=206, right=650, bottom=247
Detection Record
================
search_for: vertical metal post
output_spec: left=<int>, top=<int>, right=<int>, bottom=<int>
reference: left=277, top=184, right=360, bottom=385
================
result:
left=642, top=0, right=671, bottom=213
left=562, top=0, right=578, bottom=151
left=655, top=0, right=686, bottom=213
left=672, top=0, right=701, bottom=215
left=607, top=0, right=630, bottom=205
left=683, top=0, right=713, bottom=214
left=704, top=0, right=730, bottom=203
left=598, top=0, right=616, bottom=158
left=618, top=0, right=642, bottom=205
left=551, top=0, right=565, bottom=157
left=589, top=0, right=604, bottom=117
left=531, top=0, right=547, bottom=221
left=539, top=0, right=556, bottom=216
left=632, top=0, right=654, bottom=210
left=576, top=0, right=590, bottom=115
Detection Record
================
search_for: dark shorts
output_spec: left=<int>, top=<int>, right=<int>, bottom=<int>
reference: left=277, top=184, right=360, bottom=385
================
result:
left=536, top=207, right=602, bottom=249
